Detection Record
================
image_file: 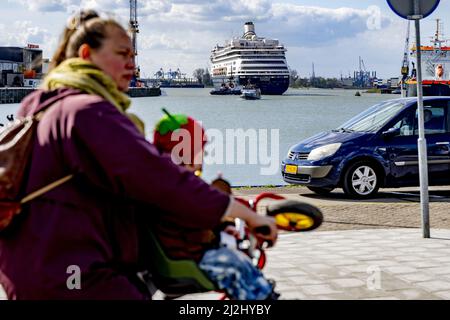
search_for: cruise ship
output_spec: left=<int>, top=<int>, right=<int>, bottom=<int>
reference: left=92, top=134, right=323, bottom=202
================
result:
left=210, top=22, right=290, bottom=95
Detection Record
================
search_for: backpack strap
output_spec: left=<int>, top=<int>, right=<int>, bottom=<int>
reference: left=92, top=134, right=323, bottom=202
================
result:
left=19, top=89, right=80, bottom=204
left=32, top=89, right=81, bottom=117
left=21, top=174, right=73, bottom=204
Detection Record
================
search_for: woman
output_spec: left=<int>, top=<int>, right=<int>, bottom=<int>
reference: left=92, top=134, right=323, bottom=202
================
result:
left=0, top=10, right=277, bottom=300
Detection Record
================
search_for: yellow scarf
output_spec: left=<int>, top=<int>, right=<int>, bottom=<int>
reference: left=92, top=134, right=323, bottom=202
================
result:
left=42, top=58, right=145, bottom=135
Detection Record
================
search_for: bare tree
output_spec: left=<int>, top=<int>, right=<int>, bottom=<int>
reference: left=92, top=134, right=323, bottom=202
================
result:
left=202, top=69, right=213, bottom=86
left=193, top=68, right=205, bottom=83
left=290, top=69, right=299, bottom=86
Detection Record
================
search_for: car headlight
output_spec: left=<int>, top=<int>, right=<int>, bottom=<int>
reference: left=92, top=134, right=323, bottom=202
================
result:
left=307, top=143, right=342, bottom=161
left=286, top=148, right=292, bottom=157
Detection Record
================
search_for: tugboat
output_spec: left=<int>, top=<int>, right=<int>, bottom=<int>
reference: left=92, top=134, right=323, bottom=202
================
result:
left=240, top=81, right=261, bottom=100
left=210, top=85, right=242, bottom=95
left=210, top=70, right=242, bottom=95
left=210, top=79, right=242, bottom=95
left=403, top=19, right=450, bottom=96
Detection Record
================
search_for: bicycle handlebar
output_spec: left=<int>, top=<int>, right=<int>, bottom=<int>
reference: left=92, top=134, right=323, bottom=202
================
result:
left=253, top=225, right=270, bottom=235
left=253, top=225, right=273, bottom=248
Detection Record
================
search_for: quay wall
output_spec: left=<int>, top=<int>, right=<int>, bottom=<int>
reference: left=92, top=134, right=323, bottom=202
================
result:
left=128, top=87, right=161, bottom=97
left=0, top=88, right=35, bottom=104
left=0, top=87, right=160, bottom=104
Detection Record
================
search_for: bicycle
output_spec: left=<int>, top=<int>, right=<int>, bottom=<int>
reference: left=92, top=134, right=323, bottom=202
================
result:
left=143, top=183, right=323, bottom=300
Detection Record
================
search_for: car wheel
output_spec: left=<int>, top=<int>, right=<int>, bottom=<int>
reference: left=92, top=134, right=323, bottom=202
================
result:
left=343, top=161, right=380, bottom=198
left=307, top=186, right=334, bottom=195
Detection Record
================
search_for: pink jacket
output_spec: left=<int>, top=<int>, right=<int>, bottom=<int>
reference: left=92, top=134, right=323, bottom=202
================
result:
left=0, top=89, right=230, bottom=300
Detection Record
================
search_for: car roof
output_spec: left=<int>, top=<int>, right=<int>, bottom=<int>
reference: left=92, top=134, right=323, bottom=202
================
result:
left=362, top=96, right=450, bottom=116
left=388, top=96, right=450, bottom=105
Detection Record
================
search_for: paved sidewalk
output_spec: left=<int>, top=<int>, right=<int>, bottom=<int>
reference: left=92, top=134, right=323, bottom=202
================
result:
left=161, top=228, right=450, bottom=300
left=2, top=228, right=450, bottom=300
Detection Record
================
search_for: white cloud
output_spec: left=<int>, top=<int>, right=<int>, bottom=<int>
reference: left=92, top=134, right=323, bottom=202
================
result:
left=13, top=1, right=390, bottom=48
left=134, top=3, right=392, bottom=50
left=287, top=18, right=407, bottom=79
left=266, top=4, right=391, bottom=47
left=140, top=1, right=172, bottom=16
left=0, top=21, right=54, bottom=48
left=15, top=0, right=79, bottom=12
left=133, top=3, right=393, bottom=77
left=140, top=33, right=191, bottom=51
left=148, top=0, right=272, bottom=22
left=83, top=0, right=128, bottom=9
left=10, top=0, right=440, bottom=79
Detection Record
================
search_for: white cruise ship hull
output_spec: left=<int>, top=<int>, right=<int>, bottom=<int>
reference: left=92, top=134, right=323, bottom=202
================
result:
left=212, top=75, right=289, bottom=95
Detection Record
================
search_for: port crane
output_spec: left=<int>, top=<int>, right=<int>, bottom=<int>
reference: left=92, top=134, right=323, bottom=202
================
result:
left=401, top=21, right=411, bottom=81
left=354, top=56, right=367, bottom=87
left=129, top=0, right=140, bottom=80
left=399, top=21, right=411, bottom=97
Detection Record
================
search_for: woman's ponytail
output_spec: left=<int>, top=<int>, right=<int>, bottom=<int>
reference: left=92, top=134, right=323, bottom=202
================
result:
left=49, top=10, right=100, bottom=71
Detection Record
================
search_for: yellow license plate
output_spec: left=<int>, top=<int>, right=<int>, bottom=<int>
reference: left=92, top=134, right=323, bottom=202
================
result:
left=285, top=165, right=297, bottom=174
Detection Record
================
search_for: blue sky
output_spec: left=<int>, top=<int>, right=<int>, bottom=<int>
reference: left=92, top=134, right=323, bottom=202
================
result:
left=1, top=0, right=449, bottom=79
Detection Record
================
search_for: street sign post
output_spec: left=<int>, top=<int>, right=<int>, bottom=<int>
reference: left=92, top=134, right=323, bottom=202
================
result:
left=387, top=0, right=440, bottom=19
left=386, top=0, right=440, bottom=239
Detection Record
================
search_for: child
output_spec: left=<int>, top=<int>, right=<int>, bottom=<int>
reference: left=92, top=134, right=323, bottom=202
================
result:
left=152, top=111, right=279, bottom=300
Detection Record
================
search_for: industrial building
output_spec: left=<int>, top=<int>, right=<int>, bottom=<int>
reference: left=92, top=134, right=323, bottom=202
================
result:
left=0, top=44, right=46, bottom=87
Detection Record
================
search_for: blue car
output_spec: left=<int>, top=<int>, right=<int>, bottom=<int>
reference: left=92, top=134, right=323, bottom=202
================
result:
left=281, top=97, right=450, bottom=198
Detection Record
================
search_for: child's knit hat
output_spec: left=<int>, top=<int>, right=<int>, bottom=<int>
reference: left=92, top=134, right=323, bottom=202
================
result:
left=153, top=109, right=207, bottom=165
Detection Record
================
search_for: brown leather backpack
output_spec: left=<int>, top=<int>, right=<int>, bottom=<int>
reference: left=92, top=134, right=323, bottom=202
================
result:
left=0, top=95, right=73, bottom=233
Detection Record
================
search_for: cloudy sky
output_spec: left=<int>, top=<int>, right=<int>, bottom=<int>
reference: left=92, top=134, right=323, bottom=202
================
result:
left=1, top=0, right=449, bottom=79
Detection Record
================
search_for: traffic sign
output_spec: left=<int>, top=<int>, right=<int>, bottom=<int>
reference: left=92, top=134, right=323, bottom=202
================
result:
left=387, top=0, right=440, bottom=19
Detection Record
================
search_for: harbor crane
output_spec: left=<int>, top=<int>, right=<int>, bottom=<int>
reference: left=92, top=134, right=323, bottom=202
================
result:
left=129, top=0, right=140, bottom=79
left=359, top=56, right=367, bottom=74
left=401, top=21, right=411, bottom=81
left=354, top=56, right=367, bottom=87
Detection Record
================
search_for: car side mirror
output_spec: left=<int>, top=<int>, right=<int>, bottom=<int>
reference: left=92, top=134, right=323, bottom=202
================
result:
left=382, top=128, right=400, bottom=139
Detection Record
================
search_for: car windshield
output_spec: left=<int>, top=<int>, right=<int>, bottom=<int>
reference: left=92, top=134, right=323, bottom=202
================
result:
left=336, top=101, right=405, bottom=133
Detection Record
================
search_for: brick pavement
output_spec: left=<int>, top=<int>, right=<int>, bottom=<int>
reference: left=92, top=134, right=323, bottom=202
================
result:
left=2, top=228, right=450, bottom=300
left=163, top=228, right=450, bottom=300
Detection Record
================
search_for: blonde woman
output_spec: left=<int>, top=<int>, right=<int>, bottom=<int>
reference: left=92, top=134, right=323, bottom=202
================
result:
left=0, top=10, right=277, bottom=300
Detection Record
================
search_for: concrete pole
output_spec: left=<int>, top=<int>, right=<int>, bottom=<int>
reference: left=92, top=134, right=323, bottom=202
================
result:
left=413, top=0, right=430, bottom=238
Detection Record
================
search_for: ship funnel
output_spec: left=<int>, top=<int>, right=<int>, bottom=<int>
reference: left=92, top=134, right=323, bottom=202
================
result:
left=244, top=22, right=256, bottom=39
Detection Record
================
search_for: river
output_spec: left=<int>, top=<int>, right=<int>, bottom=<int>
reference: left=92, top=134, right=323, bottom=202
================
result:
left=1, top=88, right=390, bottom=186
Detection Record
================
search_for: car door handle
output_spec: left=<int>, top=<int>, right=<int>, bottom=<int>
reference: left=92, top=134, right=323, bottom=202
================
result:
left=435, top=142, right=450, bottom=145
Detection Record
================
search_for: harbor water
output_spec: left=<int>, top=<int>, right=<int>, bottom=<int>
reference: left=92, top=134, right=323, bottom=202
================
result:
left=0, top=88, right=389, bottom=186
